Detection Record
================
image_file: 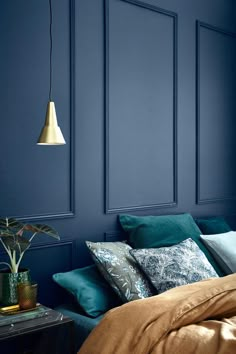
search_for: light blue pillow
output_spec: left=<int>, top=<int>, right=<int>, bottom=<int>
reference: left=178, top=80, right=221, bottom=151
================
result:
left=200, top=231, right=236, bottom=274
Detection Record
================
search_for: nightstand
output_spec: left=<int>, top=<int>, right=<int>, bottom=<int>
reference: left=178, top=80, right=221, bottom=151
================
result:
left=0, top=307, right=75, bottom=354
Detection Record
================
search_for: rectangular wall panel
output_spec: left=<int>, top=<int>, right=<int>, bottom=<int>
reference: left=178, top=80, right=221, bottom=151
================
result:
left=196, top=22, right=236, bottom=204
left=0, top=0, right=75, bottom=220
left=105, top=0, right=177, bottom=213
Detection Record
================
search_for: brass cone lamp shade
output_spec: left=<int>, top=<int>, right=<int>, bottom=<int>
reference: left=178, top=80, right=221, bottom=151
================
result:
left=37, top=0, right=66, bottom=146
left=37, top=101, right=66, bottom=145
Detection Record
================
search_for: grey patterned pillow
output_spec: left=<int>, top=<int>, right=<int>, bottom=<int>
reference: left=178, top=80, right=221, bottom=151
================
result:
left=86, top=241, right=154, bottom=302
left=130, top=238, right=218, bottom=294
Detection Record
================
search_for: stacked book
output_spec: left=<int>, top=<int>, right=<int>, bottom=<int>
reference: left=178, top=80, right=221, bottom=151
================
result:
left=0, top=305, right=58, bottom=338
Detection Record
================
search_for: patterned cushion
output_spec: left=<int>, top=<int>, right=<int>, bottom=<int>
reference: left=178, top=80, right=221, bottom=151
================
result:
left=130, top=238, right=218, bottom=294
left=119, top=213, right=225, bottom=277
left=86, top=241, right=154, bottom=302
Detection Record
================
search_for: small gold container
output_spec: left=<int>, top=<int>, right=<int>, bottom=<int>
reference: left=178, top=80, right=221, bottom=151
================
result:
left=17, top=283, right=38, bottom=310
left=0, top=304, right=20, bottom=313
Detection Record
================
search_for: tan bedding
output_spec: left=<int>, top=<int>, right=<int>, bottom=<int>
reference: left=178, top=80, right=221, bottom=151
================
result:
left=78, top=274, right=236, bottom=354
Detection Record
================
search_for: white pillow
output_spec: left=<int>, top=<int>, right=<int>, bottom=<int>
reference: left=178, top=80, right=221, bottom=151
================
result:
left=200, top=231, right=236, bottom=274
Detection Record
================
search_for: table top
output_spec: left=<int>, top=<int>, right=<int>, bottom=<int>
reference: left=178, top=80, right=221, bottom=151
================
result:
left=0, top=306, right=73, bottom=340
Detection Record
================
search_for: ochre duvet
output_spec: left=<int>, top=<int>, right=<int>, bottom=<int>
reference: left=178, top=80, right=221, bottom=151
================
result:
left=78, top=274, right=236, bottom=354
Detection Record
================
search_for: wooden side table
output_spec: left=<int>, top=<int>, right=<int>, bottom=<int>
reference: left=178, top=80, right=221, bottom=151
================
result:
left=0, top=307, right=75, bottom=354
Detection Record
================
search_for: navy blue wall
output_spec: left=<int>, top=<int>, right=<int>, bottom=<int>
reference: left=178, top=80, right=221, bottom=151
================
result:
left=0, top=0, right=236, bottom=306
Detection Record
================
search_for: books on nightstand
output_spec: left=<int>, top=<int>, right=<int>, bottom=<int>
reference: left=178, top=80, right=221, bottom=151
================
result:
left=0, top=305, right=65, bottom=339
left=0, top=304, right=50, bottom=327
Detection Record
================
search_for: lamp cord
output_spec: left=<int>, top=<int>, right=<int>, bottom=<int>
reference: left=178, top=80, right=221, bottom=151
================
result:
left=49, top=0, right=53, bottom=101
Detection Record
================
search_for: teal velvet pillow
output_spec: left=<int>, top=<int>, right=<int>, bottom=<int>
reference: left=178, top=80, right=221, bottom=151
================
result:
left=119, top=213, right=225, bottom=276
left=53, top=265, right=121, bottom=318
left=119, top=213, right=201, bottom=248
left=195, top=217, right=231, bottom=235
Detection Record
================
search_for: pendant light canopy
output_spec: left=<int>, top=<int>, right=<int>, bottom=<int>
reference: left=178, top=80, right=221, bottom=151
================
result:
left=37, top=0, right=66, bottom=145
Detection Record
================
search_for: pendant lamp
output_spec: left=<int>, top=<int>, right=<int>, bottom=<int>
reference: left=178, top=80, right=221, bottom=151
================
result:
left=37, top=0, right=66, bottom=145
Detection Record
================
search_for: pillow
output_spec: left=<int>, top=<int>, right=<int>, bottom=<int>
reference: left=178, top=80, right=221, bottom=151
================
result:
left=119, top=213, right=224, bottom=276
left=200, top=231, right=236, bottom=274
left=130, top=238, right=219, bottom=294
left=196, top=217, right=231, bottom=235
left=53, top=264, right=121, bottom=318
left=86, top=241, right=154, bottom=302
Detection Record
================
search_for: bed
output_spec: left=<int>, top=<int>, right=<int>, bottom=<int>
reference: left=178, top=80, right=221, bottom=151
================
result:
left=53, top=213, right=236, bottom=352
left=78, top=274, right=236, bottom=354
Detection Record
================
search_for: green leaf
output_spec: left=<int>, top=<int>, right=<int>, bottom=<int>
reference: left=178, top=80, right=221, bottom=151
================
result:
left=0, top=218, right=24, bottom=231
left=23, top=224, right=60, bottom=240
left=0, top=217, right=60, bottom=273
left=1, top=235, right=30, bottom=253
left=0, top=230, right=15, bottom=238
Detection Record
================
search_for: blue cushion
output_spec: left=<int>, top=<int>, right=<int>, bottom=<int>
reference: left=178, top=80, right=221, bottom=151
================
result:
left=53, top=265, right=121, bottom=318
left=196, top=217, right=231, bottom=235
left=119, top=213, right=225, bottom=276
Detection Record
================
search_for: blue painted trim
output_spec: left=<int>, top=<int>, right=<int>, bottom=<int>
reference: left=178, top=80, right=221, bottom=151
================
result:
left=120, top=0, right=177, bottom=18
left=196, top=21, right=236, bottom=205
left=69, top=0, right=76, bottom=216
left=105, top=0, right=178, bottom=213
left=0, top=240, right=75, bottom=269
left=11, top=0, right=76, bottom=222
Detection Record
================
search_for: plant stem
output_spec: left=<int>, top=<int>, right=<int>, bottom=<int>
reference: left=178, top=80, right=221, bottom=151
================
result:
left=0, top=239, right=15, bottom=269
left=8, top=251, right=18, bottom=273
left=0, top=240, right=17, bottom=273
left=13, top=250, right=16, bottom=266
left=29, top=232, right=37, bottom=242
left=0, top=238, right=10, bottom=255
left=15, top=251, right=26, bottom=272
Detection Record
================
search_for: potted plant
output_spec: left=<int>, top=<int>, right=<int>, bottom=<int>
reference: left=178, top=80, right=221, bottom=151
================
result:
left=0, top=217, right=60, bottom=306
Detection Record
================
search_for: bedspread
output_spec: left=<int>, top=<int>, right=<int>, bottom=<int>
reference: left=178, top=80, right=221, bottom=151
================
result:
left=78, top=274, right=236, bottom=354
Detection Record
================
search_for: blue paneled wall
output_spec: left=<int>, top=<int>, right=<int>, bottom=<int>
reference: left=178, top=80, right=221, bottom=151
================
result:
left=0, top=0, right=236, bottom=306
